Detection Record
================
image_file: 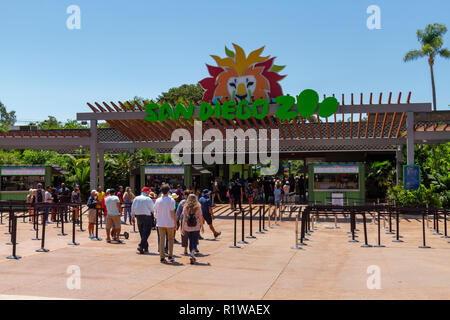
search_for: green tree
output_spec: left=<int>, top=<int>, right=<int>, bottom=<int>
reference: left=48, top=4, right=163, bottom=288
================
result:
left=404, top=23, right=450, bottom=111
left=157, top=84, right=204, bottom=103
left=0, top=101, right=16, bottom=131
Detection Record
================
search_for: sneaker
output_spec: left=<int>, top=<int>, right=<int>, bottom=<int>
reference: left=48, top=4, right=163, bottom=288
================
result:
left=160, top=258, right=167, bottom=263
left=174, top=239, right=180, bottom=244
left=199, top=235, right=204, bottom=240
left=214, top=231, right=221, bottom=239
left=168, top=256, right=175, bottom=262
left=137, top=248, right=144, bottom=255
left=190, top=256, right=195, bottom=265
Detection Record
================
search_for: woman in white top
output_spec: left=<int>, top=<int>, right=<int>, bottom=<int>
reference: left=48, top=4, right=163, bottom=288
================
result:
left=181, top=194, right=204, bottom=264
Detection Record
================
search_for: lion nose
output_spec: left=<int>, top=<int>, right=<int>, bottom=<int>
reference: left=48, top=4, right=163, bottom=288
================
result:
left=237, top=83, right=246, bottom=96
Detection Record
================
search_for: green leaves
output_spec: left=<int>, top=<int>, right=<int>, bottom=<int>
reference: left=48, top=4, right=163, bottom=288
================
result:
left=270, top=65, right=285, bottom=73
left=225, top=46, right=235, bottom=58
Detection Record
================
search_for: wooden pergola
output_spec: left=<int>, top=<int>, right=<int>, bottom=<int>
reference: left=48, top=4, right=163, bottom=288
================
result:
left=0, top=91, right=449, bottom=190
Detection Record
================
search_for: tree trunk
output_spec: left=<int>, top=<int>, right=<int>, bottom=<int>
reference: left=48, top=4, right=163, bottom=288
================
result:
left=429, top=56, right=437, bottom=111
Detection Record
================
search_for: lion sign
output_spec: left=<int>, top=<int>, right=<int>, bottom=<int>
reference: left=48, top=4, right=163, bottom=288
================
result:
left=199, top=44, right=285, bottom=104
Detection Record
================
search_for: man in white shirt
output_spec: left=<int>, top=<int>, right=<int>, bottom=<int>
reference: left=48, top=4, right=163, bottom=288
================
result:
left=131, top=187, right=155, bottom=254
left=104, top=189, right=122, bottom=243
left=154, top=184, right=176, bottom=263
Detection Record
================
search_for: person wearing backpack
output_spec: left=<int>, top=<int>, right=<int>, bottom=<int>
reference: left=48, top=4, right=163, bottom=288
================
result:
left=181, top=194, right=204, bottom=264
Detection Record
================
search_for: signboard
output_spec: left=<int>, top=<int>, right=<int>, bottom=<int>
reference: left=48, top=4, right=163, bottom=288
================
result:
left=144, top=165, right=184, bottom=175
left=314, top=165, right=359, bottom=174
left=331, top=193, right=344, bottom=206
left=1, top=167, right=45, bottom=176
left=284, top=164, right=290, bottom=176
left=403, top=165, right=420, bottom=190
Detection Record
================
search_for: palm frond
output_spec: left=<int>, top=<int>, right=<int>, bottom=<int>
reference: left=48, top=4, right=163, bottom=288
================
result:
left=403, top=49, right=425, bottom=62
left=439, top=48, right=450, bottom=58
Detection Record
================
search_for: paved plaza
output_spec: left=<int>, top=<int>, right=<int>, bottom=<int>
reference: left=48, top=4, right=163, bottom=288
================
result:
left=0, top=205, right=449, bottom=300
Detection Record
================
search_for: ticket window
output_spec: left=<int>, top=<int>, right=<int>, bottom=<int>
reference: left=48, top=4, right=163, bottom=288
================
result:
left=313, top=173, right=359, bottom=191
left=1, top=175, right=45, bottom=191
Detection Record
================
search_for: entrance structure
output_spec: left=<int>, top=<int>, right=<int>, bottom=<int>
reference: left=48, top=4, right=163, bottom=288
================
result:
left=0, top=92, right=449, bottom=191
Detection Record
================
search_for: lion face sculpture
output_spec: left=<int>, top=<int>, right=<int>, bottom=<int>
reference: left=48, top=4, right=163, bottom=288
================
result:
left=199, top=44, right=286, bottom=103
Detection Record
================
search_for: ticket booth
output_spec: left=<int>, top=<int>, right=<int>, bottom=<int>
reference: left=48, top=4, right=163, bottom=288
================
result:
left=308, top=163, right=365, bottom=206
left=0, top=166, right=59, bottom=201
left=140, top=164, right=211, bottom=190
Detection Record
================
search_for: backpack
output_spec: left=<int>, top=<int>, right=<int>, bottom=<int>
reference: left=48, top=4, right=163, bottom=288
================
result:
left=36, top=189, right=43, bottom=203
left=187, top=211, right=197, bottom=227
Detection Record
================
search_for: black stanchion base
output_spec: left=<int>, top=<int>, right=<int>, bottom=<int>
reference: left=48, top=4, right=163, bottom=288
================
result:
left=68, top=242, right=80, bottom=246
left=30, top=228, right=37, bottom=232
left=32, top=238, right=41, bottom=241
left=354, top=228, right=360, bottom=231
left=348, top=240, right=359, bottom=243
left=36, top=248, right=49, bottom=252
left=373, top=245, right=386, bottom=247
left=229, top=245, right=241, bottom=248
left=440, top=235, right=449, bottom=238
left=255, top=231, right=265, bottom=234
left=262, top=228, right=268, bottom=232
left=297, top=242, right=308, bottom=246
left=4, top=232, right=11, bottom=235
left=392, top=235, right=404, bottom=238
left=6, top=255, right=21, bottom=260
left=433, top=232, right=442, bottom=235
left=419, top=245, right=431, bottom=249
left=273, top=223, right=279, bottom=227
left=238, top=240, right=248, bottom=244
left=326, top=226, right=340, bottom=229
left=291, top=246, right=303, bottom=250
left=361, top=244, right=373, bottom=248
left=57, top=233, right=68, bottom=236
left=77, top=230, right=85, bottom=232
left=246, top=235, right=256, bottom=239
left=131, top=231, right=138, bottom=233
left=6, top=242, right=19, bottom=245
left=385, top=231, right=395, bottom=235
left=392, top=239, right=404, bottom=242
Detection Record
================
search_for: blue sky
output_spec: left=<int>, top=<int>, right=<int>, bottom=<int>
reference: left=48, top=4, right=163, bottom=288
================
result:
left=0, top=0, right=449, bottom=123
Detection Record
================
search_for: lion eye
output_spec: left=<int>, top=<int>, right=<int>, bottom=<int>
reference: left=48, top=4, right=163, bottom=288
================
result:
left=247, top=82, right=254, bottom=87
left=229, top=83, right=236, bottom=88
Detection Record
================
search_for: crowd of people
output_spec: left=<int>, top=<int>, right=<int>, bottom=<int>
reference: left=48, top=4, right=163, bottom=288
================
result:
left=86, top=184, right=221, bottom=265
left=211, top=174, right=307, bottom=209
left=23, top=174, right=306, bottom=265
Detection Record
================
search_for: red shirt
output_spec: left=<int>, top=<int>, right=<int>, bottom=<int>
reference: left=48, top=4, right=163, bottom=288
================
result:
left=102, top=195, right=109, bottom=216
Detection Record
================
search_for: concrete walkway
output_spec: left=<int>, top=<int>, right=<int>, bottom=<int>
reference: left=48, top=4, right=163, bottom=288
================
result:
left=0, top=205, right=449, bottom=300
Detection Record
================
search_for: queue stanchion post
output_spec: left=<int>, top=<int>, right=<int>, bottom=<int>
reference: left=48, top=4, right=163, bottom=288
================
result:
left=32, top=205, right=40, bottom=241
left=92, top=206, right=102, bottom=241
left=268, top=204, right=273, bottom=228
left=229, top=210, right=240, bottom=248
left=386, top=206, right=394, bottom=234
left=0, top=211, right=3, bottom=225
left=374, top=211, right=385, bottom=247
left=58, top=207, right=67, bottom=236
left=262, top=204, right=267, bottom=232
left=419, top=209, right=431, bottom=248
left=291, top=208, right=302, bottom=250
left=247, top=205, right=256, bottom=239
left=392, top=208, right=403, bottom=242
left=36, top=217, right=49, bottom=252
left=349, top=210, right=358, bottom=243
left=68, top=213, right=80, bottom=246
left=238, top=209, right=248, bottom=244
left=6, top=209, right=17, bottom=245
left=7, top=215, right=21, bottom=260
left=361, top=212, right=372, bottom=247
left=442, top=209, right=449, bottom=239
left=78, top=204, right=84, bottom=232
left=298, top=208, right=307, bottom=246
left=256, top=206, right=264, bottom=234
left=433, top=208, right=442, bottom=235
left=5, top=209, right=12, bottom=235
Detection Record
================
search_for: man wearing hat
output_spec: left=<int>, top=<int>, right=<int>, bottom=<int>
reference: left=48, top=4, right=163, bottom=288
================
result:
left=199, top=189, right=221, bottom=239
left=131, top=187, right=155, bottom=254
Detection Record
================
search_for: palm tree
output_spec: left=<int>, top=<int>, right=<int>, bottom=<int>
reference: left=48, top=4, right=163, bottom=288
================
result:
left=404, top=23, right=449, bottom=111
